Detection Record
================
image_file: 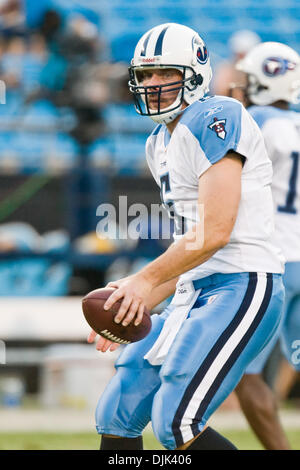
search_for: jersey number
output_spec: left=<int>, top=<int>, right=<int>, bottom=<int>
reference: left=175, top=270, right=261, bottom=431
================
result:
left=278, top=151, right=299, bottom=214
left=160, top=173, right=186, bottom=236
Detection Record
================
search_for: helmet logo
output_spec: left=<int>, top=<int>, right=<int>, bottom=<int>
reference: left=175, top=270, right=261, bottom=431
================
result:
left=141, top=57, right=157, bottom=63
left=208, top=117, right=227, bottom=140
left=262, top=57, right=296, bottom=77
left=196, top=45, right=208, bottom=64
left=193, top=35, right=209, bottom=65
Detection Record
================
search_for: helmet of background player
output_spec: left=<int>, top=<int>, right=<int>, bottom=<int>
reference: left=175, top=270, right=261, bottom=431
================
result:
left=236, top=41, right=300, bottom=106
left=128, top=23, right=212, bottom=124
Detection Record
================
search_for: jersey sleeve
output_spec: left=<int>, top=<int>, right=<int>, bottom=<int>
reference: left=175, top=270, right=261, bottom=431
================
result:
left=188, top=98, right=243, bottom=171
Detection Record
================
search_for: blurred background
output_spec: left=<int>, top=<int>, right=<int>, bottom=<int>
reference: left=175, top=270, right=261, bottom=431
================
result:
left=0, top=0, right=299, bottom=449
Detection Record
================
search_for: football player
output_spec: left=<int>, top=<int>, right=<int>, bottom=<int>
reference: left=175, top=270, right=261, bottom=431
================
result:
left=235, top=41, right=300, bottom=450
left=89, top=23, right=285, bottom=451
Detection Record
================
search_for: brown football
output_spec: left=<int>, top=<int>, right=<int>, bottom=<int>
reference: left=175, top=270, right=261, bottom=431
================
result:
left=82, top=287, right=152, bottom=344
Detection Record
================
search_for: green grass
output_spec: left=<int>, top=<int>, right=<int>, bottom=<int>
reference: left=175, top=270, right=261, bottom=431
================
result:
left=223, top=429, right=300, bottom=450
left=0, top=429, right=299, bottom=450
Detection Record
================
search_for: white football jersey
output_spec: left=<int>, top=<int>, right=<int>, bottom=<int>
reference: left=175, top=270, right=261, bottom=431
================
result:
left=249, top=106, right=300, bottom=262
left=146, top=96, right=284, bottom=282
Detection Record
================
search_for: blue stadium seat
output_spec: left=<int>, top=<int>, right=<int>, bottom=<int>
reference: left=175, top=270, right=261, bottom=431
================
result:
left=42, top=229, right=70, bottom=254
left=5, top=0, right=300, bottom=181
left=11, top=131, right=45, bottom=169
left=0, top=132, right=12, bottom=150
left=0, top=222, right=41, bottom=251
left=0, top=258, right=71, bottom=296
left=0, top=90, right=23, bottom=120
left=0, top=53, right=23, bottom=78
left=109, top=31, right=147, bottom=63
left=5, top=131, right=78, bottom=172
left=24, top=0, right=53, bottom=28
left=110, top=133, right=148, bottom=174
left=100, top=0, right=300, bottom=66
left=42, top=133, right=79, bottom=170
left=88, top=137, right=113, bottom=168
left=0, top=131, right=22, bottom=171
left=153, top=6, right=191, bottom=23
left=0, top=222, right=71, bottom=296
left=89, top=133, right=147, bottom=174
left=102, top=104, right=155, bottom=134
left=22, top=54, right=45, bottom=94
left=0, top=222, right=71, bottom=297
left=50, top=0, right=101, bottom=27
left=21, top=100, right=60, bottom=131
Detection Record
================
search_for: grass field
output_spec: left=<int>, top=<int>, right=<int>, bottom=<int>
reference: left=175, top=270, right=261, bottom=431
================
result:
left=0, top=429, right=299, bottom=450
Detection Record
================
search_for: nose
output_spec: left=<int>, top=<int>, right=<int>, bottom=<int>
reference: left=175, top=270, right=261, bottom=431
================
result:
left=145, top=73, right=161, bottom=89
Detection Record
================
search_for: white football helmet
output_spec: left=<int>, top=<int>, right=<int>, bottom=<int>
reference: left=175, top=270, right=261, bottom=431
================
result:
left=236, top=41, right=300, bottom=106
left=128, top=23, right=212, bottom=124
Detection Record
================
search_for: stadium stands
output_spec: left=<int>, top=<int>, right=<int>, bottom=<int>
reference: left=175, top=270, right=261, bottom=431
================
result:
left=0, top=0, right=300, bottom=176
left=0, top=0, right=300, bottom=296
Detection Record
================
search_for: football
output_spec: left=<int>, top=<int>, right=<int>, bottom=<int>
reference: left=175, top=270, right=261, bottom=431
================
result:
left=82, top=287, right=152, bottom=344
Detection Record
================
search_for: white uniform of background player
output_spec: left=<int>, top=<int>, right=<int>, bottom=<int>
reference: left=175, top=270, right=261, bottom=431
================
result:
left=234, top=41, right=300, bottom=451
left=237, top=42, right=300, bottom=374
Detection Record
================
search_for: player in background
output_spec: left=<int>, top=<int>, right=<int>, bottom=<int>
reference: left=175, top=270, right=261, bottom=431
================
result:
left=88, top=23, right=285, bottom=451
left=235, top=42, right=300, bottom=450
left=212, top=29, right=261, bottom=104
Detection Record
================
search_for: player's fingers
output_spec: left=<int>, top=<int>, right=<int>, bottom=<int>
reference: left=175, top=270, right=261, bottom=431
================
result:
left=134, top=303, right=145, bottom=326
left=95, top=335, right=106, bottom=350
left=109, top=343, right=121, bottom=352
left=121, top=299, right=141, bottom=326
left=104, top=288, right=124, bottom=311
left=106, top=282, right=118, bottom=289
left=101, top=340, right=115, bottom=353
left=114, top=295, right=133, bottom=324
left=87, top=330, right=97, bottom=343
left=96, top=336, right=113, bottom=352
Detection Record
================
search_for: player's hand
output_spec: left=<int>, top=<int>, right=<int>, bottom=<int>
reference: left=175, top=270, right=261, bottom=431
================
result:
left=103, top=273, right=153, bottom=327
left=87, top=330, right=121, bottom=353
left=105, top=274, right=134, bottom=290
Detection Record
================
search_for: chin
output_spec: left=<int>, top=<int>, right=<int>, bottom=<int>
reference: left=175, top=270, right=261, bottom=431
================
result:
left=149, top=103, right=171, bottom=112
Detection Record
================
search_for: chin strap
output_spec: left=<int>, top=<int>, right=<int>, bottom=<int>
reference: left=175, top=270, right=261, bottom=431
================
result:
left=150, top=103, right=186, bottom=125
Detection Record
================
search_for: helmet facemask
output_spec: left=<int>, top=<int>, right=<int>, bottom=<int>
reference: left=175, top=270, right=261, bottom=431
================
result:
left=129, top=65, right=203, bottom=124
left=245, top=74, right=270, bottom=106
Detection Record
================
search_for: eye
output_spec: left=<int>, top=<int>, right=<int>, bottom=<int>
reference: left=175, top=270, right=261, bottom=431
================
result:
left=136, top=70, right=152, bottom=82
left=163, top=69, right=182, bottom=81
left=135, top=71, right=144, bottom=82
left=164, top=70, right=174, bottom=78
